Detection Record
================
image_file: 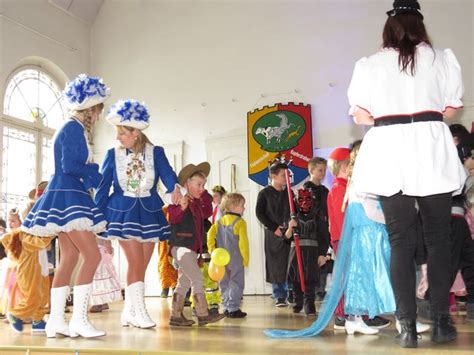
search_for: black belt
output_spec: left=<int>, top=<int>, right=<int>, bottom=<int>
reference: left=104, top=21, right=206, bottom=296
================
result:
left=374, top=112, right=443, bottom=127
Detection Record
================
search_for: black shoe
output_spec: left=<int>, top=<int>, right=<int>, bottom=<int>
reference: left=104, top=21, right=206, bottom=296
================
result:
left=333, top=316, right=345, bottom=329
left=209, top=307, right=219, bottom=316
left=287, top=291, right=295, bottom=304
left=431, top=314, right=457, bottom=343
left=275, top=298, right=288, bottom=307
left=396, top=319, right=418, bottom=348
left=304, top=301, right=316, bottom=316
left=292, top=304, right=303, bottom=313
left=228, top=309, right=247, bottom=318
left=161, top=288, right=170, bottom=298
left=364, top=316, right=391, bottom=329
left=224, top=310, right=229, bottom=317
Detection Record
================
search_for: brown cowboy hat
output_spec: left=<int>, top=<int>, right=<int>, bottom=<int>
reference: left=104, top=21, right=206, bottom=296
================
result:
left=178, top=162, right=211, bottom=186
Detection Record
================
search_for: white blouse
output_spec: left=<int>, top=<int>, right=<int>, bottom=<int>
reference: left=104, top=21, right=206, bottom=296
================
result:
left=347, top=43, right=464, bottom=118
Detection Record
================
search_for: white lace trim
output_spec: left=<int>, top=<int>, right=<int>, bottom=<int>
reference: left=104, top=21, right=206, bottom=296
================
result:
left=115, top=144, right=154, bottom=198
left=21, top=219, right=107, bottom=236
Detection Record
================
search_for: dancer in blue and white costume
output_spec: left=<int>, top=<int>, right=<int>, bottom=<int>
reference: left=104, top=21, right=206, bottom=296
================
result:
left=22, top=74, right=110, bottom=338
left=95, top=99, right=181, bottom=329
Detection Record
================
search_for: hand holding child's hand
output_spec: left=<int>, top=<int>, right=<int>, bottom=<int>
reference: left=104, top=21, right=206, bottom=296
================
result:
left=274, top=226, right=283, bottom=238
left=317, top=255, right=327, bottom=267
left=179, top=195, right=190, bottom=210
left=171, top=185, right=182, bottom=205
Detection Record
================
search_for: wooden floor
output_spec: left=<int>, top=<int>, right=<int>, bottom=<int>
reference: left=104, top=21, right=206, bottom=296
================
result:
left=0, top=296, right=473, bottom=355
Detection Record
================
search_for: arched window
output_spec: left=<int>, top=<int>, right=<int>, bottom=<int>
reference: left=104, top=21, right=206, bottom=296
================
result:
left=1, top=67, right=66, bottom=219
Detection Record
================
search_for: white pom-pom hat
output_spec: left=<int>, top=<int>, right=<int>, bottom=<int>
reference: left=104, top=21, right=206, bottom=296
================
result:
left=63, top=74, right=110, bottom=110
left=106, top=99, right=150, bottom=130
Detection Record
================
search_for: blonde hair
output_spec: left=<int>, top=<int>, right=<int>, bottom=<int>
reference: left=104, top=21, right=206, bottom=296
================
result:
left=74, top=103, right=104, bottom=144
left=308, top=157, right=327, bottom=170
left=328, top=158, right=349, bottom=177
left=8, top=208, right=22, bottom=230
left=342, top=141, right=363, bottom=212
left=220, top=193, right=245, bottom=213
left=117, top=125, right=153, bottom=154
left=188, top=171, right=207, bottom=182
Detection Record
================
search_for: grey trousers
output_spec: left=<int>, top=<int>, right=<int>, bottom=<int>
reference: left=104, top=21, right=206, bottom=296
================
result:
left=220, top=263, right=245, bottom=312
left=171, top=246, right=204, bottom=297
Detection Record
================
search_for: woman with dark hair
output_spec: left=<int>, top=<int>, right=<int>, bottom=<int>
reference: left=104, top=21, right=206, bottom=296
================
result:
left=348, top=0, right=465, bottom=348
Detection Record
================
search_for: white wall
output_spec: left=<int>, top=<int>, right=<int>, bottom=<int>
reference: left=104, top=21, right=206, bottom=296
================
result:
left=1, top=0, right=473, bottom=172
left=0, top=0, right=91, bottom=101
left=91, top=0, right=474, bottom=163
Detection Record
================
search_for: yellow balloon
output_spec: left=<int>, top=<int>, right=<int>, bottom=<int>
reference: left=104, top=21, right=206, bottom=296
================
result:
left=211, top=248, right=231, bottom=266
left=208, top=261, right=225, bottom=282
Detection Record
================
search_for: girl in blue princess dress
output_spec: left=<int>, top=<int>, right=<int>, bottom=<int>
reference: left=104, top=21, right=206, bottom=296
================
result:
left=21, top=74, right=110, bottom=338
left=265, top=141, right=395, bottom=338
left=95, top=99, right=181, bottom=329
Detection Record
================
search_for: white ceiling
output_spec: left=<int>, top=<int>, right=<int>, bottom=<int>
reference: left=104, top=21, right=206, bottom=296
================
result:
left=49, top=0, right=104, bottom=25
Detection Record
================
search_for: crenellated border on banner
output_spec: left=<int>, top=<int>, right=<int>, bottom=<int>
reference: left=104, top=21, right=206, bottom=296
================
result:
left=247, top=103, right=313, bottom=187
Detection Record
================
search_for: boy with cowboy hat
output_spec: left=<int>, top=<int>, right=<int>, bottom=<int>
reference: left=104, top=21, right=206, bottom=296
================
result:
left=167, top=162, right=225, bottom=326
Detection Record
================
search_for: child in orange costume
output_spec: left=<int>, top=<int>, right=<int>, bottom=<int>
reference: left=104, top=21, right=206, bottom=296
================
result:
left=158, top=206, right=178, bottom=298
left=2, top=230, right=53, bottom=333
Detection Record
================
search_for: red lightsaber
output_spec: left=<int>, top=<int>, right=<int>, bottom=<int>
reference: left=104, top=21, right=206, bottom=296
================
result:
left=284, top=163, right=305, bottom=293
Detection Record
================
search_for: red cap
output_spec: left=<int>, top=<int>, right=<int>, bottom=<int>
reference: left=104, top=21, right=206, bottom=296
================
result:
left=329, top=147, right=350, bottom=161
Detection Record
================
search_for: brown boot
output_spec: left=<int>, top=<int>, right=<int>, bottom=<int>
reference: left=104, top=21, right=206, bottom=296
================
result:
left=169, top=293, right=195, bottom=326
left=89, top=305, right=103, bottom=313
left=193, top=293, right=225, bottom=326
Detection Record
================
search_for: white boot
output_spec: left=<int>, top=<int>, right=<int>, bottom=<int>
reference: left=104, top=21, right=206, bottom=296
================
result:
left=45, top=286, right=71, bottom=338
left=396, top=319, right=430, bottom=334
left=121, top=285, right=138, bottom=327
left=69, top=284, right=106, bottom=338
left=128, top=281, right=156, bottom=328
left=345, top=316, right=379, bottom=335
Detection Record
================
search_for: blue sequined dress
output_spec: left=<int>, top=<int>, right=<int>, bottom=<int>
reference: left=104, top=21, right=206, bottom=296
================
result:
left=265, top=192, right=395, bottom=338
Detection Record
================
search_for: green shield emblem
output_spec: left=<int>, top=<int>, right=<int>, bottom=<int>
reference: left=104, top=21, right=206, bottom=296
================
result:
left=252, top=110, right=306, bottom=152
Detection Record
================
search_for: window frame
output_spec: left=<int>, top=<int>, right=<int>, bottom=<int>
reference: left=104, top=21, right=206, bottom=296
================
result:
left=1, top=65, right=66, bottom=217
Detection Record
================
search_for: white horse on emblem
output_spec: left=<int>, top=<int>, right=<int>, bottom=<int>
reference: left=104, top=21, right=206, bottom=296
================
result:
left=255, top=113, right=293, bottom=145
